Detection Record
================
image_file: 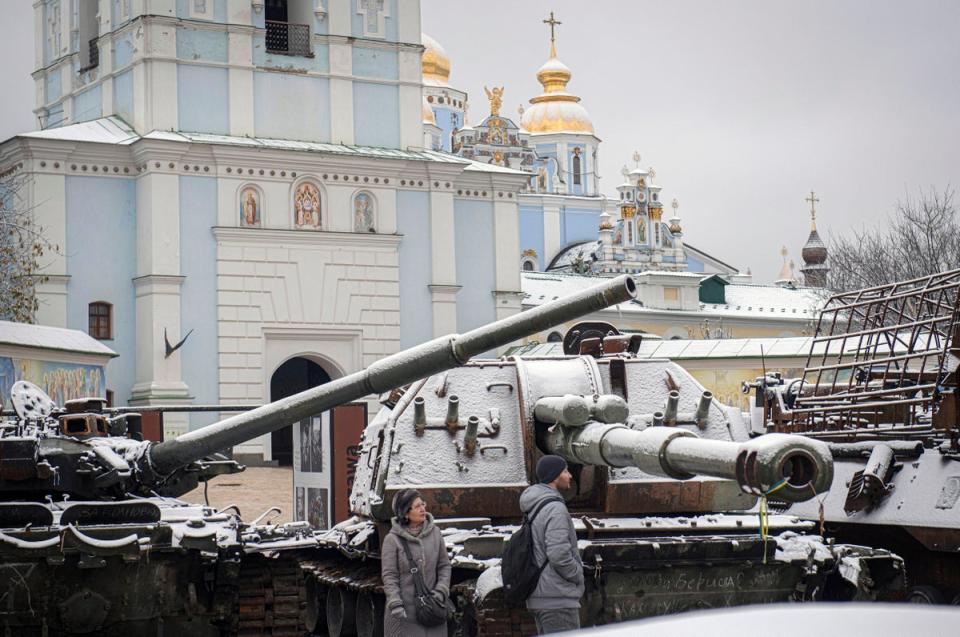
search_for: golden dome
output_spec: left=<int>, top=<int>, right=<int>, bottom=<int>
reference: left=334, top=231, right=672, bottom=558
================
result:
left=421, top=33, right=450, bottom=87
left=520, top=44, right=595, bottom=134
left=422, top=96, right=436, bottom=125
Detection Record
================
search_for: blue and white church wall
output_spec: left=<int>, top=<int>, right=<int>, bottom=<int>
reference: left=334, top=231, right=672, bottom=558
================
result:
left=32, top=0, right=424, bottom=150
left=0, top=124, right=528, bottom=458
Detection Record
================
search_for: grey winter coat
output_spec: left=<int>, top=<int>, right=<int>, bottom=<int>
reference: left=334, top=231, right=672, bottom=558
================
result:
left=380, top=513, right=452, bottom=637
left=519, top=483, right=584, bottom=610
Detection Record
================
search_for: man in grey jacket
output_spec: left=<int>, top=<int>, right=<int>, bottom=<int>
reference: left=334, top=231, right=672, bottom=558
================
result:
left=518, top=455, right=584, bottom=634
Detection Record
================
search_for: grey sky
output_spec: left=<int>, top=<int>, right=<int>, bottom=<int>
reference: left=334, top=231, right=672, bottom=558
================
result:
left=422, top=0, right=960, bottom=281
left=2, top=1, right=958, bottom=282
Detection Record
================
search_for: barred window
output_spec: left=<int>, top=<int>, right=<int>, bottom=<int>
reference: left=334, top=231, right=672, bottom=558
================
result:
left=88, top=302, right=112, bottom=340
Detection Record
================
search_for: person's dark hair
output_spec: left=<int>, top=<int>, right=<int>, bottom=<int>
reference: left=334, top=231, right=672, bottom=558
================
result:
left=391, top=488, right=423, bottom=525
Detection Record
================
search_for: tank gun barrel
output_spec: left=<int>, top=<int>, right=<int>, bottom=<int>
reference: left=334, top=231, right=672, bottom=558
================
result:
left=545, top=424, right=832, bottom=503
left=147, top=275, right=638, bottom=475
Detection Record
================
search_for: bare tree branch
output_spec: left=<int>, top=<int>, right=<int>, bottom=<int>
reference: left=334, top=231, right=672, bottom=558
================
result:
left=1, top=172, right=57, bottom=323
left=827, top=187, right=959, bottom=291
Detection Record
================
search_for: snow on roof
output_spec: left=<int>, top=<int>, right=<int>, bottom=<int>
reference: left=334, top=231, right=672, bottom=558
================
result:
left=521, top=271, right=826, bottom=320
left=700, top=284, right=827, bottom=319
left=19, top=117, right=139, bottom=145
left=17, top=117, right=528, bottom=176
left=0, top=321, right=118, bottom=357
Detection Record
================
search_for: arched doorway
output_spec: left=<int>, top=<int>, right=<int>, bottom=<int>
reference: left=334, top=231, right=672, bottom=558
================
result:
left=269, top=356, right=331, bottom=466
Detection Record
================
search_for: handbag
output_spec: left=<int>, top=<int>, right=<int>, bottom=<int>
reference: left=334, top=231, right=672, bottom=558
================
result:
left=398, top=535, right=454, bottom=627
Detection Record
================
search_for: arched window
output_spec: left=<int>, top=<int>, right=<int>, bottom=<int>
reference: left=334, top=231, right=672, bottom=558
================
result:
left=522, top=260, right=534, bottom=271
left=547, top=331, right=563, bottom=343
left=572, top=151, right=582, bottom=185
left=88, top=302, right=112, bottom=340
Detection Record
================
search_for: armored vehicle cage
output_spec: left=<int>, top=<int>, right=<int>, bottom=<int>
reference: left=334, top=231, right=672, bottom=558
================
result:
left=774, top=268, right=960, bottom=437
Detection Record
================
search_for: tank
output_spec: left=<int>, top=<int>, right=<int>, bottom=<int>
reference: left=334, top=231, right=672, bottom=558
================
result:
left=748, top=268, right=960, bottom=605
left=308, top=322, right=904, bottom=636
left=0, top=275, right=640, bottom=635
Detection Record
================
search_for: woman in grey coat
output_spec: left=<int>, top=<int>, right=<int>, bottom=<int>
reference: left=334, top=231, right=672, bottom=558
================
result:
left=381, top=489, right=452, bottom=636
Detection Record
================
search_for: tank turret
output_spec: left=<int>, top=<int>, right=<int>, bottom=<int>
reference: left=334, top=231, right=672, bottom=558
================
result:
left=349, top=323, right=834, bottom=523
left=0, top=275, right=638, bottom=501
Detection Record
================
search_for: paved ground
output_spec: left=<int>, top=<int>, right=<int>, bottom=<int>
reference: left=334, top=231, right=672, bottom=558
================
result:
left=181, top=466, right=295, bottom=524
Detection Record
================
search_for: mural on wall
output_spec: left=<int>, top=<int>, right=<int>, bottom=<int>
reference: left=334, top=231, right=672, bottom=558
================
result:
left=0, top=357, right=106, bottom=406
left=294, top=182, right=321, bottom=229
left=687, top=366, right=805, bottom=412
left=353, top=192, right=375, bottom=233
left=240, top=187, right=261, bottom=228
left=637, top=216, right=647, bottom=243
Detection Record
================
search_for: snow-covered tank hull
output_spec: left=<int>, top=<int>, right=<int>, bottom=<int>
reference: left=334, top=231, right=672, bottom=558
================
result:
left=302, top=330, right=903, bottom=635
left=752, top=268, right=960, bottom=604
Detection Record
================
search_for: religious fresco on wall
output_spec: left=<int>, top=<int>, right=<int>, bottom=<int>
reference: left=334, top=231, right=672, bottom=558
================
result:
left=0, top=357, right=106, bottom=406
left=613, top=219, right=624, bottom=245
left=353, top=192, right=375, bottom=233
left=240, top=187, right=260, bottom=228
left=294, top=182, right=321, bottom=229
left=637, top=217, right=647, bottom=243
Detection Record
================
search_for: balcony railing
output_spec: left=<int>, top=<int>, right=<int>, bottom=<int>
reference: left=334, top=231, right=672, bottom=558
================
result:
left=265, top=21, right=312, bottom=57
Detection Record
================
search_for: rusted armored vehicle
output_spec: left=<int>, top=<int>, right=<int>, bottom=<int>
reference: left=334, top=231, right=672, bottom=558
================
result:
left=0, top=276, right=638, bottom=635
left=748, top=268, right=960, bottom=604
left=309, top=320, right=904, bottom=636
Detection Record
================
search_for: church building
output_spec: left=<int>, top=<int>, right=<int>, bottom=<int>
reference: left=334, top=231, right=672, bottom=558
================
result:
left=3, top=4, right=831, bottom=462
left=2, top=0, right=530, bottom=462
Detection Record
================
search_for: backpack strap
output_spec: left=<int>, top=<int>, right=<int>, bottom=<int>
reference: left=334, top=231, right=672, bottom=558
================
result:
left=525, top=496, right=564, bottom=524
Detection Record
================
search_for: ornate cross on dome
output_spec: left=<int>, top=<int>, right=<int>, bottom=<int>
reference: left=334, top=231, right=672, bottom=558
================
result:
left=672, top=198, right=679, bottom=212
left=806, top=190, right=819, bottom=218
left=543, top=12, right=561, bottom=55
left=806, top=190, right=820, bottom=230
left=632, top=151, right=641, bottom=167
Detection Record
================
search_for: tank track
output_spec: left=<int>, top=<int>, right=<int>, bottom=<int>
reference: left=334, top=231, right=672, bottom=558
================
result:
left=233, top=554, right=307, bottom=636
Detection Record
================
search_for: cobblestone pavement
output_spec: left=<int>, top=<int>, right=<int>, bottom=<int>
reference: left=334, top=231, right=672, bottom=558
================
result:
left=180, top=466, right=295, bottom=524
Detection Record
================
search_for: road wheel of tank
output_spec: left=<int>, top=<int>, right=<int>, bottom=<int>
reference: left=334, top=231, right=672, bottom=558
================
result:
left=304, top=575, right=328, bottom=634
left=355, top=591, right=385, bottom=637
left=326, top=586, right=358, bottom=636
left=907, top=585, right=945, bottom=604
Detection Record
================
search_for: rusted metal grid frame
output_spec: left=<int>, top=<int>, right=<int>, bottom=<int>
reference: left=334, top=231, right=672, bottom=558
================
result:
left=265, top=21, right=313, bottom=57
left=788, top=269, right=960, bottom=433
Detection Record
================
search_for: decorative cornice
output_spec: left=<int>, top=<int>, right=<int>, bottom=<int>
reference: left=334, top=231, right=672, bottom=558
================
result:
left=428, top=284, right=462, bottom=294
left=213, top=226, right=402, bottom=248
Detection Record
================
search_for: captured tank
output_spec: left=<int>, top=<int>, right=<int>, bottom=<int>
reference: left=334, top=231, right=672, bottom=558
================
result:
left=748, top=268, right=960, bottom=605
left=0, top=275, right=639, bottom=635
left=310, top=322, right=904, bottom=636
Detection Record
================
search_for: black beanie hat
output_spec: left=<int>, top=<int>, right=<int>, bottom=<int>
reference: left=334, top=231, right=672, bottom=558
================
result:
left=536, top=455, right=567, bottom=484
left=391, top=488, right=422, bottom=522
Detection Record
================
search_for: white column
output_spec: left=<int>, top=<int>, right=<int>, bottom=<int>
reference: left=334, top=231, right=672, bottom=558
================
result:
left=396, top=0, right=420, bottom=43
left=143, top=22, right=178, bottom=132
left=492, top=195, right=522, bottom=325
left=542, top=200, right=561, bottom=267
left=131, top=171, right=190, bottom=436
left=329, top=42, right=354, bottom=145
left=228, top=31, right=255, bottom=136
left=33, top=1, right=43, bottom=72
left=326, top=0, right=352, bottom=37
left=31, top=170, right=68, bottom=326
left=429, top=190, right=458, bottom=335
left=493, top=198, right=520, bottom=293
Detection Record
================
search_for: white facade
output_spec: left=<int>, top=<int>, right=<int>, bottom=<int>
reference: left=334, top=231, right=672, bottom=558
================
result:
left=6, top=1, right=530, bottom=462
